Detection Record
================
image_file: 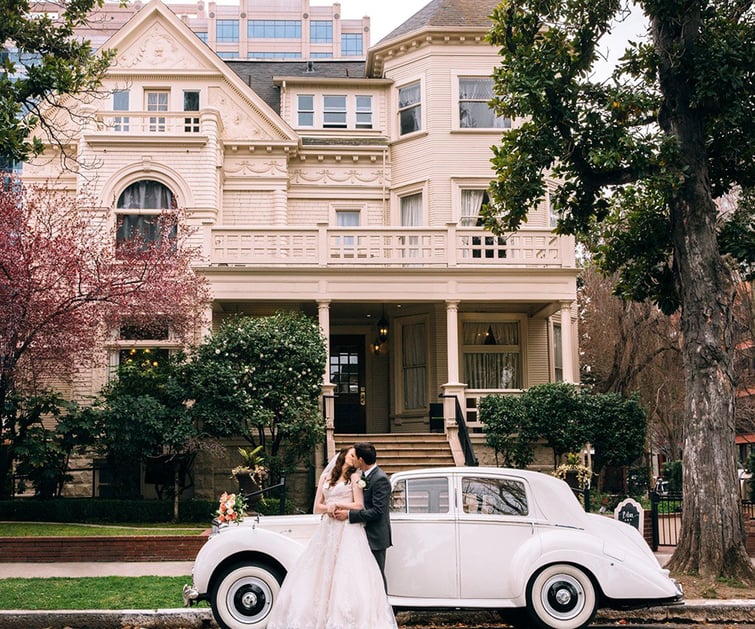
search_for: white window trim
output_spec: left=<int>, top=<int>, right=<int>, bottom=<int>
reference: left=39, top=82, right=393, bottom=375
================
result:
left=292, top=93, right=376, bottom=130
left=392, top=181, right=428, bottom=226
left=329, top=203, right=365, bottom=226
left=395, top=75, right=425, bottom=139
left=459, top=313, right=528, bottom=392
left=452, top=178, right=493, bottom=225
left=450, top=71, right=511, bottom=132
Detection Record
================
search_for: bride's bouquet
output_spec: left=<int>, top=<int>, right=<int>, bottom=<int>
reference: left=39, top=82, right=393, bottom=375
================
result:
left=215, top=491, right=248, bottom=524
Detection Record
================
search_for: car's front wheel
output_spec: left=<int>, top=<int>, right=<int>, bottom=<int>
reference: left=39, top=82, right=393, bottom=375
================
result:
left=526, top=564, right=597, bottom=629
left=210, top=561, right=283, bottom=629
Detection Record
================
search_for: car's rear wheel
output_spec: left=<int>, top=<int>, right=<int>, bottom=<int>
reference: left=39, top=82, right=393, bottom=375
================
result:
left=526, top=564, right=597, bottom=629
left=210, top=561, right=283, bottom=629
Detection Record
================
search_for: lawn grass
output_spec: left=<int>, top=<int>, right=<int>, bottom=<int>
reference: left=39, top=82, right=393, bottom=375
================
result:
left=0, top=576, right=209, bottom=610
left=0, top=522, right=207, bottom=537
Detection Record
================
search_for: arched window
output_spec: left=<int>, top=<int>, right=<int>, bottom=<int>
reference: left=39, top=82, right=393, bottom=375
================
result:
left=115, top=180, right=176, bottom=246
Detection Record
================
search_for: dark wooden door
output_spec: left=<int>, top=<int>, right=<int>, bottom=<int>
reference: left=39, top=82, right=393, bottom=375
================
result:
left=330, top=335, right=366, bottom=433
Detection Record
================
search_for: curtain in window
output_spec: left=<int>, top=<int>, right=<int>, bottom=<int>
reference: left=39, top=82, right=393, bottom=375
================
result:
left=459, top=78, right=494, bottom=100
left=399, top=83, right=421, bottom=134
left=117, top=180, right=175, bottom=210
left=116, top=215, right=159, bottom=243
left=463, top=322, right=519, bottom=345
left=403, top=323, right=426, bottom=410
left=464, top=352, right=521, bottom=389
left=463, top=322, right=521, bottom=389
left=401, top=193, right=422, bottom=226
left=460, top=189, right=484, bottom=226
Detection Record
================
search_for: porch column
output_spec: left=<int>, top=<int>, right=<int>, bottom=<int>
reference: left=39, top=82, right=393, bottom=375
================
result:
left=442, top=300, right=466, bottom=466
left=317, top=300, right=336, bottom=471
left=560, top=301, right=575, bottom=382
left=445, top=300, right=461, bottom=385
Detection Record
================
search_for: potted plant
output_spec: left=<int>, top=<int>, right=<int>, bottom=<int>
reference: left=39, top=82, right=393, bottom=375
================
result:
left=231, top=445, right=268, bottom=502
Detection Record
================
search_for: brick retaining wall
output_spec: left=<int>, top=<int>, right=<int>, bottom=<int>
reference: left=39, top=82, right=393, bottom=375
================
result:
left=0, top=535, right=207, bottom=562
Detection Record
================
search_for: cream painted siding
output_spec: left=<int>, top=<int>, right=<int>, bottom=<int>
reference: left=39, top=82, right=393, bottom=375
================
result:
left=81, top=148, right=217, bottom=206
left=526, top=318, right=551, bottom=386
left=222, top=191, right=276, bottom=224
left=286, top=199, right=330, bottom=224
left=283, top=87, right=390, bottom=134
left=386, top=45, right=506, bottom=226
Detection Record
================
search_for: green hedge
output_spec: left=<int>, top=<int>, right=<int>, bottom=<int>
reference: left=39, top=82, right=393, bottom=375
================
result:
left=0, top=497, right=288, bottom=523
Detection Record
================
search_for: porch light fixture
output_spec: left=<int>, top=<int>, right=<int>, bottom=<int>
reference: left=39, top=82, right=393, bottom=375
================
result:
left=371, top=339, right=382, bottom=355
left=378, top=315, right=389, bottom=343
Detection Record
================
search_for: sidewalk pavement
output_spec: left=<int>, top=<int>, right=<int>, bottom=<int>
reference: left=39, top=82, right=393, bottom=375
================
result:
left=1, top=553, right=755, bottom=628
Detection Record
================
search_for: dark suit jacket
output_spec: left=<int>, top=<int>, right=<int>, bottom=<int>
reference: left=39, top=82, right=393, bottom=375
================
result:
left=349, top=466, right=392, bottom=551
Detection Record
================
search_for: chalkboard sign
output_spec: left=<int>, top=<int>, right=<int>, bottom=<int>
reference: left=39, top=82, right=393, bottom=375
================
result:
left=614, top=497, right=644, bottom=532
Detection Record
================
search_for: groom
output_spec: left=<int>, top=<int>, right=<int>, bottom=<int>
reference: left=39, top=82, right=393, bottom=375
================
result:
left=334, top=441, right=392, bottom=588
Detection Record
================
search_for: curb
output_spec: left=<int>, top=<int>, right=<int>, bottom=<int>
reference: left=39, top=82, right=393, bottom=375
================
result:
left=1, top=601, right=755, bottom=629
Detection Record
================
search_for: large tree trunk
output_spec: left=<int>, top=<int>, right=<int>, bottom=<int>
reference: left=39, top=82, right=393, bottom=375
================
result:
left=651, top=8, right=754, bottom=580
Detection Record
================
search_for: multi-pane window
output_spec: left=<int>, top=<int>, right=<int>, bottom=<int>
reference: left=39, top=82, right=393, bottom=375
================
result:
left=183, top=90, right=199, bottom=133
left=402, top=322, right=427, bottom=410
left=248, top=51, right=301, bottom=59
left=116, top=180, right=176, bottom=249
left=195, top=31, right=208, bottom=43
left=216, top=19, right=239, bottom=43
left=341, top=33, right=363, bottom=56
left=216, top=51, right=239, bottom=59
left=459, top=77, right=510, bottom=129
left=145, top=91, right=168, bottom=132
left=323, top=95, right=347, bottom=128
left=297, top=94, right=314, bottom=127
left=310, top=52, right=333, bottom=59
left=462, top=321, right=521, bottom=389
left=248, top=20, right=301, bottom=39
left=356, top=95, right=372, bottom=129
left=310, top=20, right=333, bottom=43
left=398, top=81, right=421, bottom=135
left=113, top=89, right=130, bottom=132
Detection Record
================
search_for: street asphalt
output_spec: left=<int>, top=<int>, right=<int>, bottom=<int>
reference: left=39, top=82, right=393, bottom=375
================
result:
left=1, top=553, right=755, bottom=628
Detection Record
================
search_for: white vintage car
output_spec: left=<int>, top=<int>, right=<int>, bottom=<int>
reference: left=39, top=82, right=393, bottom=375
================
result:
left=184, top=466, right=682, bottom=629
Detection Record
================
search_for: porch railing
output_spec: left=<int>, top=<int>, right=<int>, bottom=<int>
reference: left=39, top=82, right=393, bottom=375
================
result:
left=211, top=226, right=575, bottom=269
left=442, top=394, right=478, bottom=467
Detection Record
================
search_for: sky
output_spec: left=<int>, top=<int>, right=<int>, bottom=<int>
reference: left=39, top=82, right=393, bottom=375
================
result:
left=336, top=0, right=649, bottom=76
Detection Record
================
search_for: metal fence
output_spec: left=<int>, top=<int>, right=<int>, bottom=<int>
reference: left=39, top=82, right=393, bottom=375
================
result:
left=650, top=492, right=755, bottom=550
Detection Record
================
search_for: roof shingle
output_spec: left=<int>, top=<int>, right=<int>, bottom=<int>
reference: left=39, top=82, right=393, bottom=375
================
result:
left=378, top=0, right=501, bottom=44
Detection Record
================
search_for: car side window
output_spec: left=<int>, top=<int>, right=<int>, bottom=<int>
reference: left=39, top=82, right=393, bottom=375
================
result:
left=390, top=477, right=449, bottom=514
left=461, top=477, right=528, bottom=516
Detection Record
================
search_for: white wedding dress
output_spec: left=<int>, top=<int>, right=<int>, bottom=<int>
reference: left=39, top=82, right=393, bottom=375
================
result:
left=266, top=478, right=397, bottom=629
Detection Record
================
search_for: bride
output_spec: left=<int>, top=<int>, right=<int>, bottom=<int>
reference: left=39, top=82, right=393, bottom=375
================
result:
left=266, top=446, right=397, bottom=629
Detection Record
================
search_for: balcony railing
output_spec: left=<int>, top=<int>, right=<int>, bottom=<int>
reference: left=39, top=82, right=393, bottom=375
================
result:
left=211, top=225, right=575, bottom=268
left=90, top=112, right=204, bottom=135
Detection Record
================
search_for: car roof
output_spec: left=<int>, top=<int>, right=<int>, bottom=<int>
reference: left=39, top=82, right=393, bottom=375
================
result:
left=391, top=466, right=588, bottom=526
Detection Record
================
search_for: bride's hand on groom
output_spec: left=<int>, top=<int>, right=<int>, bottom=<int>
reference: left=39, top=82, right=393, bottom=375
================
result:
left=333, top=506, right=348, bottom=521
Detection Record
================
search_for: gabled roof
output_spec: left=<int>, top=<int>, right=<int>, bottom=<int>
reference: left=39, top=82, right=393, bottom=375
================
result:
left=377, top=0, right=501, bottom=45
left=100, top=0, right=298, bottom=145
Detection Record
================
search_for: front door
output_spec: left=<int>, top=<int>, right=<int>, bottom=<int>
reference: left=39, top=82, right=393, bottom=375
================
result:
left=330, top=335, right=366, bottom=433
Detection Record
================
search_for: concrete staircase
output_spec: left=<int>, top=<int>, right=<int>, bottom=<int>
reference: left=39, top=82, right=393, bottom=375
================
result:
left=333, top=433, right=455, bottom=475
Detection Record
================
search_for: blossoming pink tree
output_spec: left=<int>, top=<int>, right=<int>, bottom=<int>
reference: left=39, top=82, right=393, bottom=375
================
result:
left=0, top=180, right=210, bottom=498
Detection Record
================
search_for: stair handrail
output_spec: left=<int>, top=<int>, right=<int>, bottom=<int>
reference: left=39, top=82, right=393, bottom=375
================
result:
left=440, top=393, right=478, bottom=467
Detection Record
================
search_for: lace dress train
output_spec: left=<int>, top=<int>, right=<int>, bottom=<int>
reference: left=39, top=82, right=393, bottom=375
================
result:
left=266, top=480, right=397, bottom=629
